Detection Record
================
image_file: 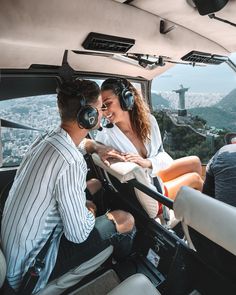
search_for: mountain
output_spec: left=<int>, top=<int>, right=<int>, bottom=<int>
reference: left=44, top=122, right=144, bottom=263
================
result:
left=216, top=88, right=236, bottom=112
left=188, top=106, right=236, bottom=130
left=151, top=92, right=170, bottom=110
left=188, top=88, right=236, bottom=130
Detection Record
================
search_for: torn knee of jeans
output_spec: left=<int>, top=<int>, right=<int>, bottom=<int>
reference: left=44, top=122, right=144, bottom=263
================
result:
left=109, top=225, right=136, bottom=242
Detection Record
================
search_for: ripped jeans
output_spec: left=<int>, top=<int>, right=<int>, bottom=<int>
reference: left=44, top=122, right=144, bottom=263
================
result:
left=49, top=214, right=136, bottom=281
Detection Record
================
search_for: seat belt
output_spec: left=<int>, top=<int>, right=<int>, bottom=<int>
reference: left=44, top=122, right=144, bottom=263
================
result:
left=17, top=226, right=57, bottom=295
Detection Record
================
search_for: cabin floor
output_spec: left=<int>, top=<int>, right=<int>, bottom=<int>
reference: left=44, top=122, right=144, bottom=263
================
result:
left=68, top=269, right=120, bottom=295
left=64, top=254, right=203, bottom=295
left=60, top=251, right=166, bottom=295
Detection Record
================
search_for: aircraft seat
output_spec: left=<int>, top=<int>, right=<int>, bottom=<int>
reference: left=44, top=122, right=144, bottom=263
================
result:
left=36, top=245, right=113, bottom=295
left=173, top=186, right=236, bottom=255
left=0, top=245, right=113, bottom=295
left=91, top=154, right=179, bottom=229
left=92, top=154, right=160, bottom=218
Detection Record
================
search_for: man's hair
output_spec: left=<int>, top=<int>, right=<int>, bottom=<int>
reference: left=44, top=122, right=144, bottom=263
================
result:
left=57, top=79, right=100, bottom=122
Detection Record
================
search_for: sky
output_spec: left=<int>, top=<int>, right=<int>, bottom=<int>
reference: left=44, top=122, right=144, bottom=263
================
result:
left=152, top=53, right=236, bottom=94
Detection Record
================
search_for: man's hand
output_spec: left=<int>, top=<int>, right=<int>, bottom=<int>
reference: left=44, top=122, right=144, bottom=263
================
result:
left=82, top=139, right=125, bottom=166
left=122, top=153, right=152, bottom=169
left=86, top=200, right=97, bottom=216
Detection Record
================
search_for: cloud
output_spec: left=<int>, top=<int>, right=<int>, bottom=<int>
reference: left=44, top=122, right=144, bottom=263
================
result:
left=159, top=74, right=172, bottom=78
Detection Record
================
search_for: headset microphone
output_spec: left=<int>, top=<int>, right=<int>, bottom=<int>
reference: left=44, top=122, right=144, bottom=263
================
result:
left=105, top=122, right=114, bottom=128
left=97, top=119, right=114, bottom=131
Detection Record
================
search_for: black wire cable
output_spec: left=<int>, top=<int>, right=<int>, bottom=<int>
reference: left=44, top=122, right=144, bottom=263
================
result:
left=208, top=14, right=236, bottom=27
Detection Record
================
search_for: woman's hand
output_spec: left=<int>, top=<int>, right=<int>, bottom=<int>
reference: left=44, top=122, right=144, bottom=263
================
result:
left=122, top=153, right=152, bottom=169
left=95, top=144, right=126, bottom=166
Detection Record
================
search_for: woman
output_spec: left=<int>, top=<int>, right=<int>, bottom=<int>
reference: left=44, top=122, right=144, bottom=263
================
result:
left=96, top=78, right=203, bottom=200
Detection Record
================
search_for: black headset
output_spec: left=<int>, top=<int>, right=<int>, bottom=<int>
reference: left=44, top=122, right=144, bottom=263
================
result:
left=117, top=79, right=135, bottom=111
left=57, top=81, right=99, bottom=129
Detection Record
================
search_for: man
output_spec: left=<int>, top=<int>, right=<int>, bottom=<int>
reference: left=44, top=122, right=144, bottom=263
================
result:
left=1, top=79, right=135, bottom=294
left=202, top=133, right=236, bottom=206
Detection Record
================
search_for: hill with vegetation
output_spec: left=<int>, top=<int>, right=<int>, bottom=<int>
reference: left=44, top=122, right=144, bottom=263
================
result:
left=151, top=89, right=236, bottom=162
left=216, top=88, right=236, bottom=112
left=188, top=88, right=236, bottom=131
left=153, top=110, right=225, bottom=163
left=151, top=92, right=169, bottom=110
left=188, top=106, right=236, bottom=130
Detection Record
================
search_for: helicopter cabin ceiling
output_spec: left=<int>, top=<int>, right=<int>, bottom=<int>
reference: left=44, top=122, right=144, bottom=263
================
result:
left=0, top=0, right=235, bottom=80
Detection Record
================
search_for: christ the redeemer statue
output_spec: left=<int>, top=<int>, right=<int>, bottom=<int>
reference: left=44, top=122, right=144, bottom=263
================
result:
left=173, top=84, right=189, bottom=116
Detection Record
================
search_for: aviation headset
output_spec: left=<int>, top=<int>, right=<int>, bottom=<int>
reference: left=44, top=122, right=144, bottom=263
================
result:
left=102, top=78, right=134, bottom=111
left=116, top=78, right=135, bottom=111
left=56, top=80, right=99, bottom=129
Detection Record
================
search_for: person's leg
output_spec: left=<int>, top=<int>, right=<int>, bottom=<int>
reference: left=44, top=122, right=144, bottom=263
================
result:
left=164, top=172, right=203, bottom=200
left=86, top=178, right=102, bottom=196
left=158, top=156, right=202, bottom=182
left=86, top=178, right=106, bottom=214
left=49, top=210, right=135, bottom=281
left=106, top=210, right=135, bottom=260
left=85, top=178, right=101, bottom=212
left=106, top=210, right=134, bottom=233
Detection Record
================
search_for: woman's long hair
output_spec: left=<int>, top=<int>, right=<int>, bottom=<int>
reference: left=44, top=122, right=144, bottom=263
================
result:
left=101, top=78, right=151, bottom=143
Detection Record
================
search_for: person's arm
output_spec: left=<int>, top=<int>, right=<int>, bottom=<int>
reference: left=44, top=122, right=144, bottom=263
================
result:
left=202, top=172, right=215, bottom=198
left=79, top=138, right=125, bottom=166
left=202, top=155, right=215, bottom=198
left=55, top=161, right=95, bottom=243
left=122, top=153, right=152, bottom=169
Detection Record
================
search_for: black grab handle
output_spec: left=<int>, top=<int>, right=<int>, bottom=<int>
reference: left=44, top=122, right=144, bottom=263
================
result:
left=128, top=179, right=174, bottom=209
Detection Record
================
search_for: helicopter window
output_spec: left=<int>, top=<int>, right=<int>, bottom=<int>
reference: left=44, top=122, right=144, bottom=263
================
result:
left=151, top=53, right=236, bottom=164
left=0, top=94, right=59, bottom=167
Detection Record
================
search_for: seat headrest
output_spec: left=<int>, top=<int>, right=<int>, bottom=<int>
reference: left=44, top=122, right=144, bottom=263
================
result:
left=174, top=186, right=236, bottom=256
left=92, top=154, right=159, bottom=218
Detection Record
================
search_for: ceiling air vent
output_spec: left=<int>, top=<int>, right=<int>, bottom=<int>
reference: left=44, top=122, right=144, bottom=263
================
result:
left=181, top=50, right=228, bottom=65
left=82, top=32, right=135, bottom=53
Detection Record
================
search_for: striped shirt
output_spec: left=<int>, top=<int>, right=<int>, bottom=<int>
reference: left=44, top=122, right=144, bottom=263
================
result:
left=1, top=127, right=95, bottom=293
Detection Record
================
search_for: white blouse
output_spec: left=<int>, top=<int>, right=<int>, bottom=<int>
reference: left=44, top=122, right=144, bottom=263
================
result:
left=95, top=114, right=173, bottom=179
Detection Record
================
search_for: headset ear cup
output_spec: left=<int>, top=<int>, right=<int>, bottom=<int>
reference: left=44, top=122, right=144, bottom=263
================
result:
left=120, top=88, right=134, bottom=111
left=77, top=106, right=99, bottom=129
